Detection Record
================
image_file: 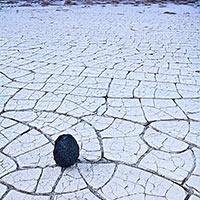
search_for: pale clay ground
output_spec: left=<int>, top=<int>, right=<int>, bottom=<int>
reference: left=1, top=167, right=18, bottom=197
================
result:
left=0, top=3, right=200, bottom=200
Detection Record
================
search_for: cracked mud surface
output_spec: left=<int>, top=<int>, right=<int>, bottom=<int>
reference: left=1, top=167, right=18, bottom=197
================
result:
left=0, top=3, right=200, bottom=200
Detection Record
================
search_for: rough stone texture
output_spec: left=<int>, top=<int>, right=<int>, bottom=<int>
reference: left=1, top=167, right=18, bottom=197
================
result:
left=53, top=134, right=79, bottom=168
left=0, top=3, right=200, bottom=200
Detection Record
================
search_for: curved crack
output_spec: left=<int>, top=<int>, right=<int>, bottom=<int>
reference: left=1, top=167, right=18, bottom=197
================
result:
left=77, top=166, right=107, bottom=200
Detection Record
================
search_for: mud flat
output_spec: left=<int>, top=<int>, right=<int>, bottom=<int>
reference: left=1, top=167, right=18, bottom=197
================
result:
left=0, top=2, right=200, bottom=200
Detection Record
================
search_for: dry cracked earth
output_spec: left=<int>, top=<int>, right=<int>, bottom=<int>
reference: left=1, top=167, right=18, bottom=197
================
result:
left=0, top=3, right=200, bottom=200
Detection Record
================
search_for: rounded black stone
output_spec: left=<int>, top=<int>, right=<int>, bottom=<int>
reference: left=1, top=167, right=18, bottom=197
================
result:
left=53, top=134, right=79, bottom=168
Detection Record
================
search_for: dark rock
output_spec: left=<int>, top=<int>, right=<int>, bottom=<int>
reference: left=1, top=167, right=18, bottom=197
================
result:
left=164, top=11, right=177, bottom=15
left=64, top=0, right=72, bottom=5
left=53, top=134, right=79, bottom=168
